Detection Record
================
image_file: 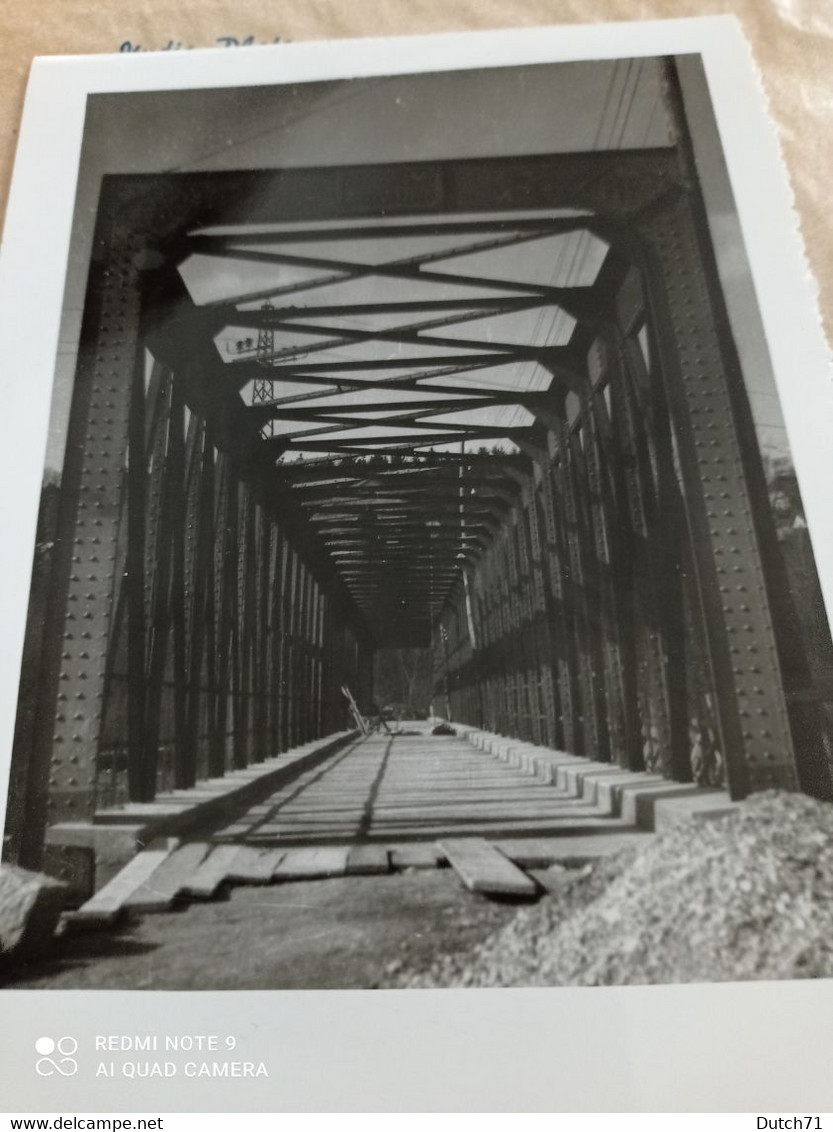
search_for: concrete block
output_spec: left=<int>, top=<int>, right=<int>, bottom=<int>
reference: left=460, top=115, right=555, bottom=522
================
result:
left=46, top=824, right=151, bottom=892
left=557, top=760, right=608, bottom=793
left=45, top=731, right=357, bottom=897
left=519, top=750, right=539, bottom=774
left=534, top=760, right=557, bottom=785
left=507, top=746, right=528, bottom=768
left=0, top=864, right=68, bottom=966
left=615, top=781, right=701, bottom=826
left=592, top=771, right=663, bottom=811
left=42, top=844, right=94, bottom=907
left=94, top=804, right=190, bottom=826
left=574, top=767, right=623, bottom=802
left=529, top=755, right=558, bottom=783
left=345, top=846, right=390, bottom=875
left=650, top=790, right=738, bottom=831
left=531, top=753, right=578, bottom=785
left=555, top=762, right=578, bottom=790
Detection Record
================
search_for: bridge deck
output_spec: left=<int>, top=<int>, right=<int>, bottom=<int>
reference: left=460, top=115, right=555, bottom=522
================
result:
left=214, top=726, right=624, bottom=847
left=65, top=725, right=664, bottom=932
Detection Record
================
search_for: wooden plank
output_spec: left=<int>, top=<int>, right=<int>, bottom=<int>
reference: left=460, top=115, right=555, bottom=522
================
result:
left=70, top=838, right=179, bottom=926
left=497, top=832, right=653, bottom=866
left=272, top=847, right=348, bottom=880
left=437, top=837, right=538, bottom=897
left=126, top=842, right=211, bottom=912
left=345, top=845, right=390, bottom=875
left=180, top=845, right=244, bottom=899
left=225, top=847, right=285, bottom=884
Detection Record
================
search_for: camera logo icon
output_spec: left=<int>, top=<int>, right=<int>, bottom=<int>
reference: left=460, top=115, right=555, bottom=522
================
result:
left=35, top=1037, right=78, bottom=1077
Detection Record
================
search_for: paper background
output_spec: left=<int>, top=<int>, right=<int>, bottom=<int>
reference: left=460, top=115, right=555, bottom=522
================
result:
left=1, top=7, right=833, bottom=1114
left=1, top=0, right=832, bottom=350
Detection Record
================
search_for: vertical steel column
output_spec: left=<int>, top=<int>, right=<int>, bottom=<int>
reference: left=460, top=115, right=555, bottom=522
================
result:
left=641, top=210, right=796, bottom=794
left=314, top=586, right=325, bottom=735
left=583, top=382, right=622, bottom=765
left=556, top=427, right=592, bottom=755
left=265, top=524, right=282, bottom=755
left=212, top=454, right=230, bottom=773
left=590, top=343, right=642, bottom=770
left=570, top=425, right=609, bottom=762
left=187, top=422, right=216, bottom=782
left=476, top=566, right=497, bottom=733
left=502, top=536, right=522, bottom=737
left=298, top=567, right=311, bottom=741
left=319, top=593, right=333, bottom=734
left=539, top=458, right=573, bottom=752
left=19, top=234, right=143, bottom=864
left=495, top=546, right=512, bottom=734
left=141, top=364, right=175, bottom=797
left=254, top=504, right=271, bottom=761
left=527, top=483, right=557, bottom=747
left=287, top=552, right=302, bottom=746
left=303, top=570, right=316, bottom=738
left=278, top=543, right=294, bottom=749
left=635, top=68, right=800, bottom=794
left=125, top=328, right=148, bottom=800
left=299, top=561, right=311, bottom=741
left=229, top=482, right=247, bottom=769
left=217, top=455, right=239, bottom=768
left=517, top=504, right=542, bottom=744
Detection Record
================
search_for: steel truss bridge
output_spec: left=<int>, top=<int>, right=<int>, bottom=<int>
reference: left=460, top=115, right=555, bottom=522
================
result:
left=6, top=61, right=833, bottom=873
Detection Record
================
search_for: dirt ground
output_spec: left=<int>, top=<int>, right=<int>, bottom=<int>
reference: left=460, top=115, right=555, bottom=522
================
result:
left=391, top=791, right=833, bottom=988
left=11, top=792, right=829, bottom=991
left=2, top=867, right=523, bottom=991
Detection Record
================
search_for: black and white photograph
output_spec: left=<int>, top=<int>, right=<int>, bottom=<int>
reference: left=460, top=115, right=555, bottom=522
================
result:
left=2, top=21, right=833, bottom=1015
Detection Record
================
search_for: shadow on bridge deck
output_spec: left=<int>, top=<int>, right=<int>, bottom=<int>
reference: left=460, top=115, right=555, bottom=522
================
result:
left=4, top=727, right=734, bottom=990
left=213, top=725, right=620, bottom=848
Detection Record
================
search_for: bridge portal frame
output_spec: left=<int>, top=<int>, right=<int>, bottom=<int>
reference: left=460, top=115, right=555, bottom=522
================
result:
left=8, top=59, right=830, bottom=872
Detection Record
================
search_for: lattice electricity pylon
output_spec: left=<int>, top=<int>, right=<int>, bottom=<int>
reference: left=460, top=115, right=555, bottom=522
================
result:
left=251, top=300, right=276, bottom=438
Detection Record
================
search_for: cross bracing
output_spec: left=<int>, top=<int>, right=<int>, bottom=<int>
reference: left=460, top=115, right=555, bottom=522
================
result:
left=173, top=216, right=621, bottom=643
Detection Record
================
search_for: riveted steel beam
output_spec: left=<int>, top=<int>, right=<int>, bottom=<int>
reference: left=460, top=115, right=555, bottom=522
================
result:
left=633, top=58, right=823, bottom=799
left=33, top=238, right=144, bottom=840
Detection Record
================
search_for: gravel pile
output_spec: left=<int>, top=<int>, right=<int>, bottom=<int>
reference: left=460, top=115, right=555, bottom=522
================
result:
left=391, top=790, right=833, bottom=988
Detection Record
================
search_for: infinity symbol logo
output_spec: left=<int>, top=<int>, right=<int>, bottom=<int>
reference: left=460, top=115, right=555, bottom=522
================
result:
left=35, top=1037, right=78, bottom=1077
